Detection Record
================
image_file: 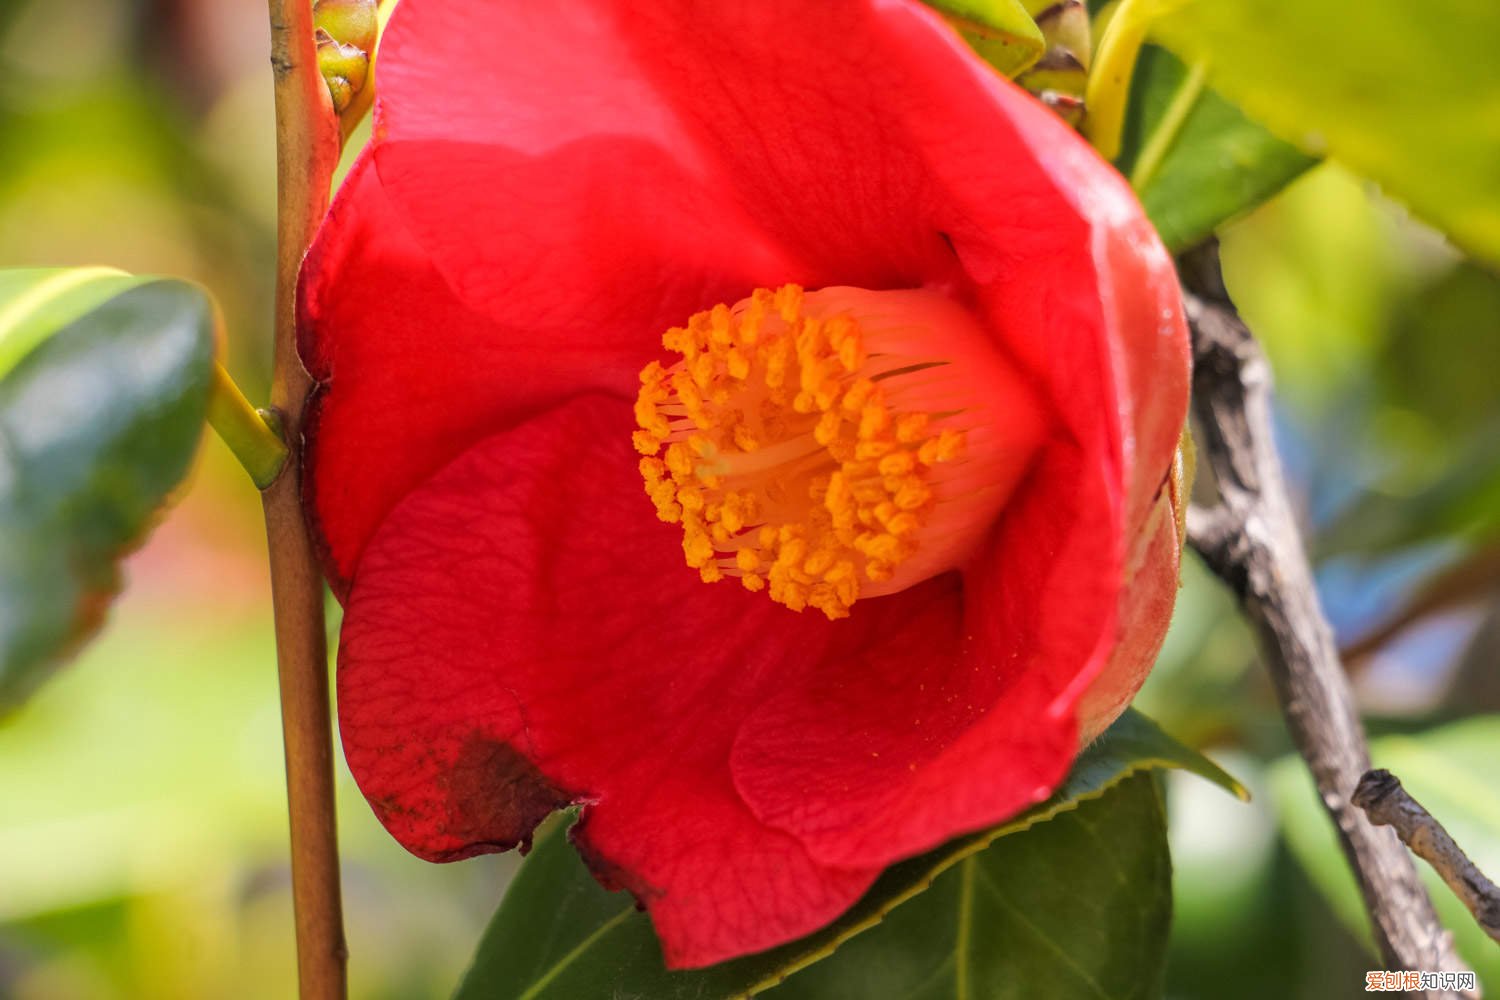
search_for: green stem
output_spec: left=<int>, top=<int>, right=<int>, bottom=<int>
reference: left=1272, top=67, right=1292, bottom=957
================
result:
left=1082, top=0, right=1151, bottom=160
left=1128, top=60, right=1208, bottom=192
left=207, top=361, right=287, bottom=488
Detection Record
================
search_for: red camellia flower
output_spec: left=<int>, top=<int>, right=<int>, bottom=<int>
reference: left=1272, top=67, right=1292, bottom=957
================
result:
left=299, top=0, right=1189, bottom=969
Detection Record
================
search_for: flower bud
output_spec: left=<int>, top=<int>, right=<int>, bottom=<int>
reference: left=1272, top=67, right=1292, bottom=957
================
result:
left=313, top=0, right=377, bottom=54
left=314, top=29, right=369, bottom=113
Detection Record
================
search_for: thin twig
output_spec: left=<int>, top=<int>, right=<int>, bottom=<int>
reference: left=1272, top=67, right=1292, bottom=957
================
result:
left=1179, top=240, right=1473, bottom=998
left=264, top=1, right=345, bottom=997
left=1354, top=769, right=1500, bottom=945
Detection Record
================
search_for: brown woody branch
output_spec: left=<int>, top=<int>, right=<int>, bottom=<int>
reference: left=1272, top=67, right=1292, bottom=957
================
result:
left=264, top=1, right=345, bottom=997
left=1355, top=769, right=1500, bottom=945
left=1179, top=241, right=1473, bottom=998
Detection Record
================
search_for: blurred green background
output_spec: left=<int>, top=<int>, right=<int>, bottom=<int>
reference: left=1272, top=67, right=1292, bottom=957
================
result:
left=1, top=0, right=1496, bottom=997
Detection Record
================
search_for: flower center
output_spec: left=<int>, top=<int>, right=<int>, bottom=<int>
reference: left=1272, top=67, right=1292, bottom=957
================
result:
left=633, top=284, right=1046, bottom=620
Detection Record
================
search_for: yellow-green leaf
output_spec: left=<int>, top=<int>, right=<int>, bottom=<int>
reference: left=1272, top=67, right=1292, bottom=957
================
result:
left=1116, top=45, right=1315, bottom=251
left=932, top=0, right=1046, bottom=78
left=1147, top=0, right=1500, bottom=264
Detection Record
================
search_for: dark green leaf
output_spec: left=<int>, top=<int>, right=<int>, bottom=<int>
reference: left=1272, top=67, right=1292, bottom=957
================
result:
left=1147, top=0, right=1500, bottom=265
left=453, top=709, right=1241, bottom=1000
left=1115, top=45, right=1315, bottom=252
left=0, top=268, right=216, bottom=710
left=766, top=773, right=1170, bottom=1000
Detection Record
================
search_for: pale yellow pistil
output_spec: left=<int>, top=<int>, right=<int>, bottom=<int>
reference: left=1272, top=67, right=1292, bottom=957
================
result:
left=633, top=284, right=1045, bottom=620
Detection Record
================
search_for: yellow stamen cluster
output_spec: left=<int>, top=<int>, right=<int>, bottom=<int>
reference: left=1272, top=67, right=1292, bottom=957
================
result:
left=633, top=284, right=964, bottom=620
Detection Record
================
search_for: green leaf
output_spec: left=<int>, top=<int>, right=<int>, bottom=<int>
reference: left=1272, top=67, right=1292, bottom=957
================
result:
left=1270, top=716, right=1500, bottom=988
left=0, top=268, right=144, bottom=377
left=453, top=709, right=1242, bottom=1000
left=764, top=773, right=1170, bottom=999
left=931, top=0, right=1046, bottom=79
left=1115, top=44, right=1315, bottom=252
left=0, top=268, right=216, bottom=710
left=1146, top=0, right=1500, bottom=265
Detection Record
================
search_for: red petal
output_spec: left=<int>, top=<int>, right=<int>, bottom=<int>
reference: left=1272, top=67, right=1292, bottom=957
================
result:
left=370, top=2, right=944, bottom=318
left=300, top=155, right=638, bottom=590
left=893, top=48, right=1189, bottom=736
left=730, top=613, right=1077, bottom=869
left=1049, top=152, right=1190, bottom=545
left=300, top=151, right=793, bottom=590
left=367, top=0, right=1165, bottom=352
left=338, top=395, right=887, bottom=967
left=1077, top=490, right=1182, bottom=741
left=732, top=439, right=1111, bottom=867
left=368, top=0, right=803, bottom=359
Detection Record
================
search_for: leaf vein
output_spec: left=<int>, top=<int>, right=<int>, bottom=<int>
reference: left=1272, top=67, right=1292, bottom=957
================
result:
left=972, top=866, right=1113, bottom=1000
left=516, top=905, right=635, bottom=1000
left=955, top=857, right=976, bottom=1000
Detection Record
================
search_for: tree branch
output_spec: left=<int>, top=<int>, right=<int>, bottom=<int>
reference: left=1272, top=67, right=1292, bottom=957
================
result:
left=1354, top=769, right=1500, bottom=945
left=1179, top=240, right=1473, bottom=998
left=263, top=1, right=345, bottom=997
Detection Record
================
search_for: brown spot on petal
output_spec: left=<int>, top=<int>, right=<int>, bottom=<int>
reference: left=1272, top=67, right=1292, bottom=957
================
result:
left=433, top=736, right=573, bottom=860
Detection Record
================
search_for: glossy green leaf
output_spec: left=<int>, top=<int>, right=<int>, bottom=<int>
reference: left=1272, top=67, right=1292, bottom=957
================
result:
left=1146, top=0, right=1500, bottom=265
left=764, top=773, right=1170, bottom=999
left=1270, top=716, right=1500, bottom=988
left=453, top=709, right=1242, bottom=1000
left=0, top=268, right=216, bottom=710
left=1115, top=44, right=1315, bottom=252
left=932, top=0, right=1045, bottom=78
left=0, top=268, right=145, bottom=377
